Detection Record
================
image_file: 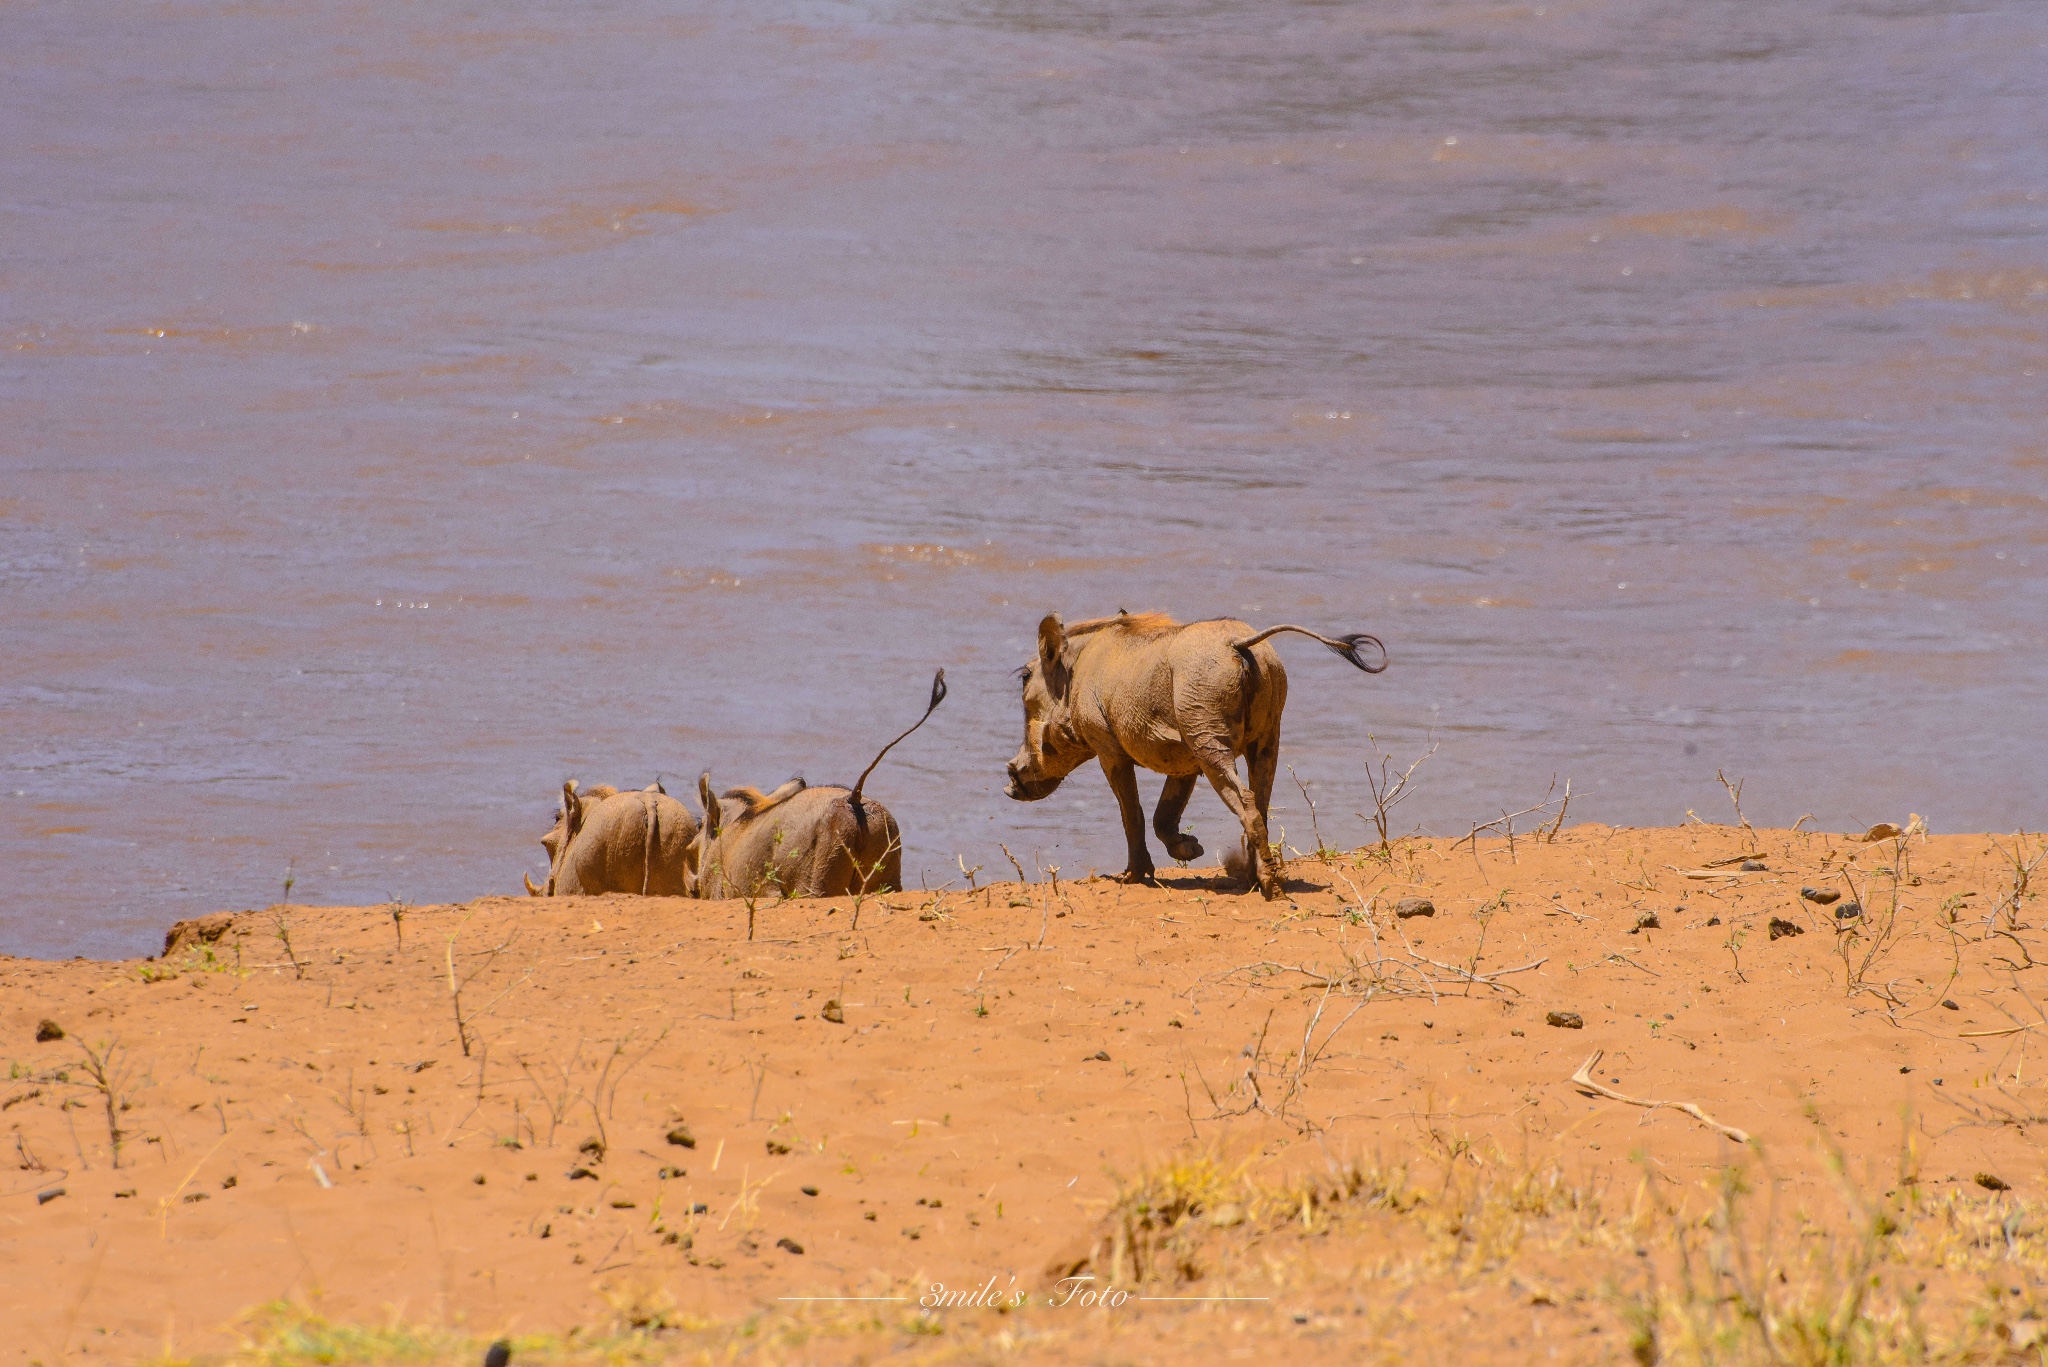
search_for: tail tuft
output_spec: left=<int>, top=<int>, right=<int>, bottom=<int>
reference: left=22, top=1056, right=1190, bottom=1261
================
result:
left=1326, top=632, right=1388, bottom=674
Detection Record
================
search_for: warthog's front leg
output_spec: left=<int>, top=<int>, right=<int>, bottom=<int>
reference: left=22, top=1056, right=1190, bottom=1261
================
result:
left=1102, top=755, right=1157, bottom=884
left=1153, top=773, right=1203, bottom=864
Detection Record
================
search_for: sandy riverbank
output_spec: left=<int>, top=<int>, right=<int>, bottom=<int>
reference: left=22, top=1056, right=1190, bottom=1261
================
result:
left=4, top=823, right=2045, bottom=1365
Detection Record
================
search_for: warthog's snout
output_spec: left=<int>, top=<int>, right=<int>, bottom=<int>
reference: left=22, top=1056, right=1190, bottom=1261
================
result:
left=1005, top=761, right=1062, bottom=802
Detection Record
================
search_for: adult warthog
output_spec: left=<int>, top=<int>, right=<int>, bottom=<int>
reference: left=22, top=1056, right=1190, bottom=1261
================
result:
left=1004, top=612, right=1385, bottom=899
left=525, top=780, right=699, bottom=897
left=692, top=670, right=946, bottom=900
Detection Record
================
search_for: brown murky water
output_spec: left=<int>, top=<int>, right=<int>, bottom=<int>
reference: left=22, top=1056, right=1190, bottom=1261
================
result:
left=4, top=0, right=2045, bottom=958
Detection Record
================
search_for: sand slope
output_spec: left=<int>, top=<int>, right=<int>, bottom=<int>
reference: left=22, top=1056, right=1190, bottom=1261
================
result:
left=3, top=824, right=2045, bottom=1364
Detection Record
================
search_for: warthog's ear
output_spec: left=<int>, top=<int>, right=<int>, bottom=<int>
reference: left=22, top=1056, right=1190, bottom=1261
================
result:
left=561, top=781, right=585, bottom=841
left=1037, top=613, right=1071, bottom=697
left=698, top=771, right=721, bottom=839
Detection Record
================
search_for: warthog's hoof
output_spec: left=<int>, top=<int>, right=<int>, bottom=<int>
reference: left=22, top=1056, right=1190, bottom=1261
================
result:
left=1164, top=834, right=1204, bottom=863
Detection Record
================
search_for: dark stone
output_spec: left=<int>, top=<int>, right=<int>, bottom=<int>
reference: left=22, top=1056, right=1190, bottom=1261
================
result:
left=1836, top=903, right=1863, bottom=920
left=566, top=1167, right=598, bottom=1180
left=821, top=1000, right=846, bottom=1024
left=1086, top=1050, right=1111, bottom=1061
left=776, top=1236, right=805, bottom=1255
left=765, top=1140, right=791, bottom=1155
left=36, top=1187, right=64, bottom=1205
left=665, top=1125, right=696, bottom=1148
left=578, top=1137, right=605, bottom=1160
left=801, top=1185, right=819, bottom=1196
left=1740, top=860, right=1766, bottom=872
left=1394, top=898, right=1435, bottom=919
left=1976, top=1173, right=2013, bottom=1193
left=484, top=1339, right=513, bottom=1367
left=1800, top=887, right=1841, bottom=906
left=1941, top=999, right=1960, bottom=1011
left=1545, top=1011, right=1584, bottom=1029
left=1768, top=918, right=1804, bottom=940
left=34, top=1019, right=63, bottom=1043
left=657, top=1166, right=685, bottom=1180
left=1706, top=917, right=1721, bottom=926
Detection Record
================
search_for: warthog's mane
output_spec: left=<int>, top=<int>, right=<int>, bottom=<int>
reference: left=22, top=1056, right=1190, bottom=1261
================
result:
left=721, top=778, right=807, bottom=817
left=1066, top=610, right=1179, bottom=638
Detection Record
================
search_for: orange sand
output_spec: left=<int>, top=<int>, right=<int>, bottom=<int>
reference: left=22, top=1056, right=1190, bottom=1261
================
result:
left=3, top=824, right=2043, bottom=1364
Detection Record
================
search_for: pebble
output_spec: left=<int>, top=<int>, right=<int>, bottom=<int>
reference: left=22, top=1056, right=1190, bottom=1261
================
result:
left=484, top=1340, right=513, bottom=1367
left=34, top=1019, right=63, bottom=1043
left=1768, top=918, right=1804, bottom=940
left=1395, top=898, right=1435, bottom=919
left=1835, top=903, right=1862, bottom=920
left=801, top=1185, right=819, bottom=1196
left=1085, top=1050, right=1111, bottom=1062
left=1546, top=1011, right=1584, bottom=1029
left=1740, top=860, right=1766, bottom=872
left=821, top=1000, right=846, bottom=1024
left=36, top=1187, right=64, bottom=1205
left=777, top=1236, right=805, bottom=1255
left=1976, top=1173, right=2012, bottom=1193
left=1941, top=999, right=1960, bottom=1011
left=1801, top=887, right=1841, bottom=905
left=665, top=1125, right=696, bottom=1148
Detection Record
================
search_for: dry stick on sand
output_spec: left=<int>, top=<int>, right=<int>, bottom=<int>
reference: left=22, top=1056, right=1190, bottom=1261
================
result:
left=1358, top=731, right=1438, bottom=858
left=1569, top=1049, right=1750, bottom=1143
left=71, top=1039, right=133, bottom=1170
left=1717, top=769, right=1754, bottom=834
left=1451, top=782, right=1563, bottom=869
left=1541, top=778, right=1573, bottom=843
left=444, top=922, right=529, bottom=1059
left=1035, top=866, right=1064, bottom=949
left=1286, top=766, right=1336, bottom=862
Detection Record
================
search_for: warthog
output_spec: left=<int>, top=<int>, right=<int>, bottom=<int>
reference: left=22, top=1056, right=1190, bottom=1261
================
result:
left=524, top=780, right=699, bottom=897
left=691, top=671, right=946, bottom=900
left=1004, top=612, right=1385, bottom=899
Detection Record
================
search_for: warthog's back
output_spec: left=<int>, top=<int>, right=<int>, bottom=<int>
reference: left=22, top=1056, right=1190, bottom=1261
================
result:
left=556, top=790, right=698, bottom=897
left=697, top=785, right=901, bottom=900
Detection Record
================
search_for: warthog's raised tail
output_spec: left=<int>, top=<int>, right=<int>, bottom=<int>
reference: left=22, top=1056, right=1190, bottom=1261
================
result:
left=1229, top=624, right=1388, bottom=674
left=848, top=668, right=949, bottom=811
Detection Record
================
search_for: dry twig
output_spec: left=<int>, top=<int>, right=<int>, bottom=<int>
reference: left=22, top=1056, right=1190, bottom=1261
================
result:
left=1569, top=1049, right=1749, bottom=1143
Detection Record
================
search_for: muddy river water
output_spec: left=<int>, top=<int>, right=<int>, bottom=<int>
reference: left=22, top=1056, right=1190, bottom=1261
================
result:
left=4, top=0, right=2045, bottom=957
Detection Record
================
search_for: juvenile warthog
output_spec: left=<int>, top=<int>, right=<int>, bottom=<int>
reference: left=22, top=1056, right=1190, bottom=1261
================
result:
left=1004, top=612, right=1385, bottom=899
left=524, top=780, right=699, bottom=897
left=691, top=671, right=946, bottom=900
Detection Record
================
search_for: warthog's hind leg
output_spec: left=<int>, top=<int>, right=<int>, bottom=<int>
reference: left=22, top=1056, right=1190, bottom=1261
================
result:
left=1243, top=737, right=1284, bottom=899
left=1190, top=742, right=1272, bottom=897
left=1153, top=773, right=1203, bottom=863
